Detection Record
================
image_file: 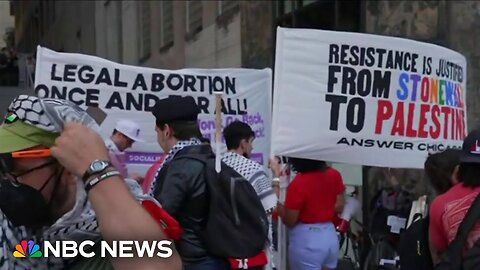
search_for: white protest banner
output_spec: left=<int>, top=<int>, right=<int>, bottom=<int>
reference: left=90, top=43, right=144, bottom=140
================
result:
left=272, top=27, right=467, bottom=169
left=34, top=46, right=272, bottom=174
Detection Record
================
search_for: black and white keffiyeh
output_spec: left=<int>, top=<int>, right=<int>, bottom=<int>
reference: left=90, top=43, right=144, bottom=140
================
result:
left=221, top=152, right=277, bottom=213
left=0, top=95, right=153, bottom=269
left=149, top=138, right=202, bottom=196
left=7, top=95, right=100, bottom=133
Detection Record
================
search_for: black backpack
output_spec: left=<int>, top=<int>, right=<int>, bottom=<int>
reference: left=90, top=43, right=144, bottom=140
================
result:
left=435, top=193, right=480, bottom=270
left=175, top=152, right=269, bottom=258
left=398, top=214, right=433, bottom=270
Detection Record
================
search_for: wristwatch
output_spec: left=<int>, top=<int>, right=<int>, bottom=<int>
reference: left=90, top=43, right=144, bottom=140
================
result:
left=82, top=160, right=112, bottom=182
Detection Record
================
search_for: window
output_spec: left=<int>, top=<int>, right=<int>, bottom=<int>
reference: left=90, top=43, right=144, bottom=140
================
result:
left=138, top=1, right=151, bottom=60
left=186, top=0, right=202, bottom=35
left=160, top=1, right=174, bottom=49
left=218, top=0, right=239, bottom=16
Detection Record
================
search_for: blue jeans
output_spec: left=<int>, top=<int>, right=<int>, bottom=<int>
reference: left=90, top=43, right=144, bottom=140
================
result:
left=184, top=257, right=230, bottom=270
left=289, top=222, right=339, bottom=270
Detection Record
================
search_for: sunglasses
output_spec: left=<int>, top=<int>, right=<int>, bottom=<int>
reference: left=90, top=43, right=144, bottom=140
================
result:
left=0, top=149, right=52, bottom=174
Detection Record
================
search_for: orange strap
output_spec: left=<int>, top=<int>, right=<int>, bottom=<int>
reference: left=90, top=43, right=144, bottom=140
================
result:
left=11, top=149, right=51, bottom=158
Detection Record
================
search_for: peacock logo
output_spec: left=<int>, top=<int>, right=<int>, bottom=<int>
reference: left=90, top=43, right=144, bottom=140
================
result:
left=13, top=240, right=42, bottom=258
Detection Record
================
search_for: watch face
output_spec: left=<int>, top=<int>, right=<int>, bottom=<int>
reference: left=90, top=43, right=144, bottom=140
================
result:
left=91, top=160, right=108, bottom=172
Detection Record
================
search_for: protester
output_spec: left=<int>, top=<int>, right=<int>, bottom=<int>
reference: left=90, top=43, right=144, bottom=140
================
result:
left=150, top=96, right=229, bottom=270
left=424, top=149, right=462, bottom=195
left=105, top=119, right=144, bottom=182
left=269, top=157, right=345, bottom=270
left=429, top=131, right=480, bottom=265
left=0, top=95, right=181, bottom=270
left=222, top=121, right=277, bottom=269
left=222, top=121, right=277, bottom=214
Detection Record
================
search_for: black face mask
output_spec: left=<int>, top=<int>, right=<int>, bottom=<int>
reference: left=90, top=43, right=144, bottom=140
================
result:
left=0, top=180, right=53, bottom=228
left=0, top=162, right=60, bottom=229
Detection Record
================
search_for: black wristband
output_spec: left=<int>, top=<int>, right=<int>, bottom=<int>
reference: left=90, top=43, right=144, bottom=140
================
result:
left=85, top=170, right=121, bottom=193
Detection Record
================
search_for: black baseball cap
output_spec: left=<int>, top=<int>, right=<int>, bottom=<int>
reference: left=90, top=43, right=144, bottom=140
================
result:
left=460, top=129, right=480, bottom=163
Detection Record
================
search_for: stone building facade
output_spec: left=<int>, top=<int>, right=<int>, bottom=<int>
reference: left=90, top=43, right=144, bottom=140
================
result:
left=12, top=1, right=96, bottom=54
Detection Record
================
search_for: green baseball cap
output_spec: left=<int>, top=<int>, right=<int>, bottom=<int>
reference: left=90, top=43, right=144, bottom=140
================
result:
left=0, top=114, right=59, bottom=154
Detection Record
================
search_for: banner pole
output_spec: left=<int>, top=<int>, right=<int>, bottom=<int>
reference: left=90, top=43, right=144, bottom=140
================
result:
left=215, top=94, right=222, bottom=173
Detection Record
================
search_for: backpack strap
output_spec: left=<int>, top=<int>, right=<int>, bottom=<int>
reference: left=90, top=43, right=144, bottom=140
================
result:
left=447, top=192, right=480, bottom=269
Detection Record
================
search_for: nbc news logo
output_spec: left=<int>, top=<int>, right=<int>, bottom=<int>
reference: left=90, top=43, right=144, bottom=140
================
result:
left=13, top=239, right=173, bottom=259
left=13, top=240, right=42, bottom=258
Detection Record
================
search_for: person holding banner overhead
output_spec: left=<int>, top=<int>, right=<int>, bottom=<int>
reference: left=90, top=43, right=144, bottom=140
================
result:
left=270, top=157, right=346, bottom=270
left=0, top=95, right=181, bottom=270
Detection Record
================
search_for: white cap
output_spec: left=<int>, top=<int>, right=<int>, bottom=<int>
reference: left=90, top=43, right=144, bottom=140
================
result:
left=114, top=119, right=144, bottom=142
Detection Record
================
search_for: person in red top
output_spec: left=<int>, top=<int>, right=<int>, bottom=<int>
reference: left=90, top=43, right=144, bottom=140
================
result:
left=270, top=157, right=345, bottom=270
left=429, top=130, right=480, bottom=265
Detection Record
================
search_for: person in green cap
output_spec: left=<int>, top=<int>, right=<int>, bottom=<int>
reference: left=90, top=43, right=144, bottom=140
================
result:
left=0, top=95, right=181, bottom=270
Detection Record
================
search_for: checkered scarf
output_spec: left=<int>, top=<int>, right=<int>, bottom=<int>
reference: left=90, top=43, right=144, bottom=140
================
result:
left=0, top=95, right=153, bottom=269
left=6, top=95, right=100, bottom=133
left=149, top=138, right=202, bottom=196
left=221, top=152, right=277, bottom=213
